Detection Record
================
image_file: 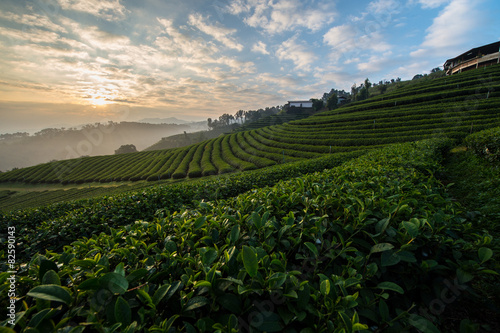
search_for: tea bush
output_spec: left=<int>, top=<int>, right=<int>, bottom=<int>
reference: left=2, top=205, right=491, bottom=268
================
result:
left=0, top=150, right=366, bottom=260
left=1, top=138, right=496, bottom=332
left=464, top=126, right=500, bottom=163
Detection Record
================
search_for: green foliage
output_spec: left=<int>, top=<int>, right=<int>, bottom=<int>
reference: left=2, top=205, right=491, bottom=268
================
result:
left=464, top=126, right=500, bottom=162
left=326, top=93, right=338, bottom=110
left=0, top=150, right=366, bottom=258
left=1, top=138, right=497, bottom=332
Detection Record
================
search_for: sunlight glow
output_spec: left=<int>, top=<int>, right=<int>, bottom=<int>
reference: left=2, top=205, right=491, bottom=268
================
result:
left=85, top=93, right=115, bottom=107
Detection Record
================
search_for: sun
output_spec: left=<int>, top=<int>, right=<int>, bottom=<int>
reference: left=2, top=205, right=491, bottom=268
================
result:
left=82, top=91, right=116, bottom=108
left=89, top=95, right=113, bottom=106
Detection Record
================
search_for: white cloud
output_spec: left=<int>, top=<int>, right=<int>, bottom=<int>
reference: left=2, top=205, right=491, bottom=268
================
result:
left=155, top=17, right=255, bottom=77
left=252, top=41, right=269, bottom=54
left=417, top=0, right=451, bottom=9
left=226, top=0, right=337, bottom=34
left=257, top=73, right=302, bottom=87
left=411, top=0, right=485, bottom=58
left=156, top=18, right=218, bottom=59
left=368, top=0, right=402, bottom=14
left=188, top=13, right=243, bottom=51
left=357, top=53, right=395, bottom=73
left=77, top=26, right=130, bottom=51
left=323, top=24, right=357, bottom=52
left=276, top=35, right=317, bottom=71
left=0, top=11, right=67, bottom=33
left=323, top=24, right=391, bottom=63
left=57, top=0, right=129, bottom=21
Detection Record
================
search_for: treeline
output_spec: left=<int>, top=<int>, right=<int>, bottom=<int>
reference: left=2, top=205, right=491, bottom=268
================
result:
left=207, top=106, right=282, bottom=130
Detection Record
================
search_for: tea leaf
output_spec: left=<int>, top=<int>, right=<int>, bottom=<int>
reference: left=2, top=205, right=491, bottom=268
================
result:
left=242, top=245, right=258, bottom=278
left=229, top=225, right=240, bottom=244
left=376, top=281, right=404, bottom=294
left=38, top=259, right=58, bottom=281
left=478, top=247, right=493, bottom=263
left=184, top=296, right=209, bottom=311
left=251, top=212, right=262, bottom=229
left=402, top=221, right=419, bottom=238
left=375, top=217, right=390, bottom=235
left=456, top=268, right=473, bottom=284
left=320, top=279, right=331, bottom=296
left=115, top=296, right=131, bottom=327
left=100, top=272, right=129, bottom=295
left=370, top=243, right=394, bottom=254
left=28, top=285, right=72, bottom=305
left=408, top=314, right=440, bottom=333
left=153, top=284, right=171, bottom=306
left=304, top=242, right=319, bottom=258
left=42, top=270, right=60, bottom=285
left=201, top=248, right=217, bottom=267
left=379, top=299, right=389, bottom=322
left=114, top=263, right=125, bottom=277
left=194, top=280, right=211, bottom=289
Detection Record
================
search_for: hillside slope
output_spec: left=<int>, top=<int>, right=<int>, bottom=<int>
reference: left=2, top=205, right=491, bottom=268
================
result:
left=1, top=65, right=499, bottom=185
left=0, top=122, right=191, bottom=172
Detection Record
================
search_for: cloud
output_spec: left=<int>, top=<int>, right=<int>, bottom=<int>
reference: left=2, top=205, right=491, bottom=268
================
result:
left=57, top=0, right=129, bottom=21
left=226, top=0, right=337, bottom=34
left=323, top=24, right=391, bottom=63
left=156, top=18, right=218, bottom=59
left=156, top=17, right=254, bottom=76
left=367, top=0, right=403, bottom=14
left=411, top=0, right=485, bottom=58
left=416, top=0, right=451, bottom=8
left=188, top=13, right=243, bottom=51
left=276, top=35, right=317, bottom=71
left=252, top=41, right=269, bottom=54
left=258, top=73, right=302, bottom=87
left=0, top=11, right=67, bottom=33
left=73, top=26, right=130, bottom=51
left=357, top=54, right=397, bottom=73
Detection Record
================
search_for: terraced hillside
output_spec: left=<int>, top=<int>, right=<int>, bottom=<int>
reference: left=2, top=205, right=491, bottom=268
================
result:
left=1, top=65, right=500, bottom=186
left=232, top=113, right=310, bottom=132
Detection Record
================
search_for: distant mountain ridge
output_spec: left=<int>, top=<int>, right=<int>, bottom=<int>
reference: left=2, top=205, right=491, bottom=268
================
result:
left=138, top=117, right=194, bottom=125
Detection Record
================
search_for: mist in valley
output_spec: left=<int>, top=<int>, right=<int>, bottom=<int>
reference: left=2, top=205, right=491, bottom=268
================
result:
left=0, top=121, right=205, bottom=172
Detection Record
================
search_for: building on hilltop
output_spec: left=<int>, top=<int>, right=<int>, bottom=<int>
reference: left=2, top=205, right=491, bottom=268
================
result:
left=285, top=100, right=315, bottom=114
left=444, top=41, right=500, bottom=75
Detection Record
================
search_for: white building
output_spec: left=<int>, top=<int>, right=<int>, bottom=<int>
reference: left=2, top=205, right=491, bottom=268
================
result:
left=287, top=100, right=313, bottom=108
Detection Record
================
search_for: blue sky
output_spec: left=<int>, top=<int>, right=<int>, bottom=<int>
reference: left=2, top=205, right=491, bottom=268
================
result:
left=0, top=0, right=499, bottom=133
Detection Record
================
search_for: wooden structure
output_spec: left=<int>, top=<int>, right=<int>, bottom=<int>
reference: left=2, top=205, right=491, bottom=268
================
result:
left=444, top=41, right=500, bottom=75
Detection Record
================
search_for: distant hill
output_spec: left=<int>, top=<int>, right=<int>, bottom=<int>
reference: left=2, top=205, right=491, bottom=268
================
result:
left=137, top=117, right=191, bottom=124
left=144, top=127, right=232, bottom=151
left=0, top=121, right=191, bottom=171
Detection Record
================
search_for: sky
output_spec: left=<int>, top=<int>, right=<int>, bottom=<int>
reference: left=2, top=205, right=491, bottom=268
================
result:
left=0, top=0, right=499, bottom=133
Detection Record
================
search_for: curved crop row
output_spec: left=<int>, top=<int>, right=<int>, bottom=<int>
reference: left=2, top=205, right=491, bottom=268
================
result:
left=229, top=133, right=276, bottom=168
left=200, top=140, right=218, bottom=176
left=221, top=135, right=257, bottom=171
left=187, top=143, right=206, bottom=178
left=242, top=131, right=301, bottom=163
left=211, top=137, right=235, bottom=174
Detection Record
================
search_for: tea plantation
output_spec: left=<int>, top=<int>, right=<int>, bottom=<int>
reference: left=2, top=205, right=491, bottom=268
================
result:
left=1, top=65, right=499, bottom=186
left=0, top=66, right=499, bottom=332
